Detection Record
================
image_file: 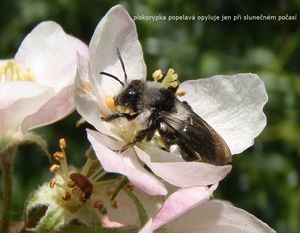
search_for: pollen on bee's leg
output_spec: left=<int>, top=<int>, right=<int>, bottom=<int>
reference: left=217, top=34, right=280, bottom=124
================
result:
left=105, top=96, right=116, bottom=111
left=152, top=69, right=163, bottom=81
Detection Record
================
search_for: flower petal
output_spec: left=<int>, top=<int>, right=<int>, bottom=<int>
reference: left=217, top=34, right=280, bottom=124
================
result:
left=89, top=5, right=146, bottom=97
left=152, top=184, right=218, bottom=230
left=21, top=84, right=74, bottom=133
left=160, top=200, right=275, bottom=233
left=179, top=73, right=267, bottom=155
left=87, top=129, right=167, bottom=195
left=103, top=188, right=162, bottom=226
left=15, top=21, right=88, bottom=91
left=75, top=54, right=119, bottom=138
left=135, top=145, right=231, bottom=187
left=0, top=82, right=54, bottom=135
left=139, top=219, right=153, bottom=233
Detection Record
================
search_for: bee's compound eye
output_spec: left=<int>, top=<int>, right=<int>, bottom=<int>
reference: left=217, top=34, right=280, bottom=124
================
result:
left=128, top=90, right=136, bottom=96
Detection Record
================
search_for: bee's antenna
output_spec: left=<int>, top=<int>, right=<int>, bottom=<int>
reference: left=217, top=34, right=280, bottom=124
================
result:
left=116, top=47, right=128, bottom=84
left=100, top=71, right=125, bottom=86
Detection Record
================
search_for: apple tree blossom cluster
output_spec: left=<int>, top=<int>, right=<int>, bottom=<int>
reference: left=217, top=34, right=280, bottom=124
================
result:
left=0, top=4, right=275, bottom=233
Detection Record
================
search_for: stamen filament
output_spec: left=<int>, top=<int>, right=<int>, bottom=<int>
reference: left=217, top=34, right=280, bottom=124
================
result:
left=89, top=171, right=106, bottom=183
left=110, top=177, right=128, bottom=201
left=93, top=178, right=121, bottom=187
left=88, top=168, right=104, bottom=181
left=60, top=149, right=69, bottom=180
left=80, top=158, right=93, bottom=176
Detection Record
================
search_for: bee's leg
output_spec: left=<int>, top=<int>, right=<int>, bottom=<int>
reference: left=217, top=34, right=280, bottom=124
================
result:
left=117, top=128, right=156, bottom=153
left=101, top=113, right=138, bottom=122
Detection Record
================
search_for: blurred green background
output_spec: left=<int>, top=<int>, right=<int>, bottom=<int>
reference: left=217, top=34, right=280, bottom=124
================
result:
left=1, top=0, right=300, bottom=232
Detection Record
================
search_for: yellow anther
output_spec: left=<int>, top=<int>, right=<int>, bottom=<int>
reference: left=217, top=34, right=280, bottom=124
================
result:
left=53, top=151, right=64, bottom=161
left=80, top=195, right=87, bottom=203
left=176, top=89, right=186, bottom=96
left=161, top=68, right=179, bottom=89
left=62, top=192, right=71, bottom=201
left=49, top=178, right=57, bottom=188
left=50, top=164, right=61, bottom=173
left=93, top=200, right=104, bottom=209
left=105, top=96, right=116, bottom=111
left=59, top=138, right=67, bottom=149
left=166, top=68, right=177, bottom=81
left=0, top=60, right=36, bottom=82
left=152, top=69, right=163, bottom=81
left=67, top=180, right=76, bottom=188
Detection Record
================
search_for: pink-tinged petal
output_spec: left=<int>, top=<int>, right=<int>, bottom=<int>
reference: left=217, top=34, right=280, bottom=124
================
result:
left=152, top=184, right=218, bottom=230
left=139, top=219, right=153, bottom=233
left=0, top=112, right=4, bottom=135
left=0, top=82, right=53, bottom=110
left=180, top=73, right=267, bottom=155
left=135, top=146, right=231, bottom=187
left=21, top=84, right=74, bottom=133
left=75, top=54, right=119, bottom=138
left=101, top=190, right=139, bottom=226
left=103, top=188, right=162, bottom=226
left=0, top=82, right=54, bottom=135
left=89, top=5, right=146, bottom=97
left=101, top=215, right=124, bottom=228
left=87, top=129, right=167, bottom=195
left=15, top=21, right=88, bottom=91
left=160, top=200, right=275, bottom=233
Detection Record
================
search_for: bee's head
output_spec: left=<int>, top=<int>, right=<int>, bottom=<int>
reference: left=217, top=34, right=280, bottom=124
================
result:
left=100, top=48, right=144, bottom=113
left=114, top=80, right=144, bottom=112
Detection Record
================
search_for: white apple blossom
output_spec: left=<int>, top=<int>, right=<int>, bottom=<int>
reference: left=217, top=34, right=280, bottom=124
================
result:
left=75, top=5, right=267, bottom=195
left=0, top=21, right=88, bottom=152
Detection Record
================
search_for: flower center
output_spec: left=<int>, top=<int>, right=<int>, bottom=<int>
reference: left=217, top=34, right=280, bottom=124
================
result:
left=0, top=60, right=36, bottom=82
left=49, top=138, right=124, bottom=213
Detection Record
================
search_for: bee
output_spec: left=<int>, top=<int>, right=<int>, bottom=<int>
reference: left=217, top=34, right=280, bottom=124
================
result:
left=100, top=48, right=232, bottom=166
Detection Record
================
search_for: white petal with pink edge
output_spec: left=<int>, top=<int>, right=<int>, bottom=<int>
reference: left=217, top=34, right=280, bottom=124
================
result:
left=151, top=184, right=218, bottom=230
left=87, top=129, right=167, bottom=196
left=158, top=200, right=276, bottom=233
left=135, top=145, right=231, bottom=187
left=89, top=5, right=146, bottom=98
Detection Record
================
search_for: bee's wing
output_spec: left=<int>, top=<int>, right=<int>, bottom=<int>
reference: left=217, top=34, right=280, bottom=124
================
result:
left=160, top=109, right=232, bottom=165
